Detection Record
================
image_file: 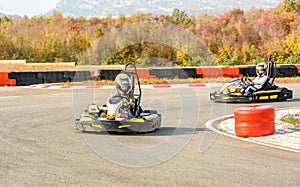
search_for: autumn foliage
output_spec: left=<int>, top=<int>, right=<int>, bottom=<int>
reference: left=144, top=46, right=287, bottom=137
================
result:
left=0, top=0, right=299, bottom=66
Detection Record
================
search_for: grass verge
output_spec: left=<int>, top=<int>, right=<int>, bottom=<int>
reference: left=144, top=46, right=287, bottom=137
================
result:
left=52, top=77, right=300, bottom=86
left=281, top=113, right=300, bottom=128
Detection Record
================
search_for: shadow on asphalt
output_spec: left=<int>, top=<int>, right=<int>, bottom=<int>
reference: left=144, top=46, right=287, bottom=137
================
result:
left=211, top=98, right=300, bottom=105
left=144, top=127, right=208, bottom=136
left=79, top=127, right=209, bottom=136
left=286, top=98, right=300, bottom=102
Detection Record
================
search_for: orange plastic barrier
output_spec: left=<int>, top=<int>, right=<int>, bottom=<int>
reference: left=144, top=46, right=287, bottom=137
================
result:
left=0, top=72, right=16, bottom=86
left=234, top=105, right=275, bottom=138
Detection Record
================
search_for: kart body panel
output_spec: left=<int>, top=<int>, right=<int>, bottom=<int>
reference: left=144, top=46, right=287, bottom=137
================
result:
left=75, top=63, right=162, bottom=133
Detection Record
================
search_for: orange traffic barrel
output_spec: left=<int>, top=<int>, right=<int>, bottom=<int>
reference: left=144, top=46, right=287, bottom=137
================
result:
left=234, top=105, right=275, bottom=138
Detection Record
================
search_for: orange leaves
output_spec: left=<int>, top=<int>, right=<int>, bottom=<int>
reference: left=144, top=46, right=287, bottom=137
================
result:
left=0, top=4, right=299, bottom=65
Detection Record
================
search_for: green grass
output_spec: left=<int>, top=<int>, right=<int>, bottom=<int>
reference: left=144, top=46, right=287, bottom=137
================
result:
left=281, top=113, right=300, bottom=128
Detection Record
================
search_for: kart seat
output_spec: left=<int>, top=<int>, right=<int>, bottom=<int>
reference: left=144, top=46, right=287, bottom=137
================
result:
left=122, top=72, right=142, bottom=117
left=258, top=54, right=277, bottom=91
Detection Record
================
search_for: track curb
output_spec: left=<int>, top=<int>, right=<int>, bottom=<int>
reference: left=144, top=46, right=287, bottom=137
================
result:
left=205, top=108, right=300, bottom=153
left=22, top=83, right=223, bottom=89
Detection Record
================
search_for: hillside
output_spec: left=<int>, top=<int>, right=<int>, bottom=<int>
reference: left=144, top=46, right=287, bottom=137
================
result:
left=0, top=0, right=298, bottom=66
left=50, top=0, right=282, bottom=18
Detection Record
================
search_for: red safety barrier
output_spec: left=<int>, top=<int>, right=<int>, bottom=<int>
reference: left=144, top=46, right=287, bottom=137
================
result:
left=220, top=67, right=241, bottom=78
left=295, top=65, right=300, bottom=75
left=196, top=67, right=222, bottom=78
left=127, top=68, right=156, bottom=79
left=234, top=105, right=275, bottom=138
left=0, top=72, right=16, bottom=86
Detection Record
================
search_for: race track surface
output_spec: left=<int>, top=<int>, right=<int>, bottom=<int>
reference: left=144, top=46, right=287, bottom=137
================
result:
left=0, top=84, right=299, bottom=186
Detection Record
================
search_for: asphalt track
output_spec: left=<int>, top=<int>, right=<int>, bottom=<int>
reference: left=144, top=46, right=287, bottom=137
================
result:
left=0, top=84, right=299, bottom=186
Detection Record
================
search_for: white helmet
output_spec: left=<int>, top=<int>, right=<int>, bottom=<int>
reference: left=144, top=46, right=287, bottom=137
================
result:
left=256, top=62, right=267, bottom=76
left=115, top=73, right=132, bottom=95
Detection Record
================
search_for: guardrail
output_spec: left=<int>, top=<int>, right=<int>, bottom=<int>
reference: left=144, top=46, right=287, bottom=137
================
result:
left=0, top=64, right=299, bottom=86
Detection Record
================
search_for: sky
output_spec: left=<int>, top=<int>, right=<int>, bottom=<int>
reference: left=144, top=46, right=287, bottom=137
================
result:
left=0, top=0, right=61, bottom=17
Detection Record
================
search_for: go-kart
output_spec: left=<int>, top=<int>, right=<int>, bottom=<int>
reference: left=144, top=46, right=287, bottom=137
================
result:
left=210, top=54, right=293, bottom=103
left=75, top=63, right=161, bottom=133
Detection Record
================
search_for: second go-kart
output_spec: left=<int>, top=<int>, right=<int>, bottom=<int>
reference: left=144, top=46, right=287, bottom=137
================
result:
left=210, top=54, right=293, bottom=103
left=75, top=63, right=162, bottom=133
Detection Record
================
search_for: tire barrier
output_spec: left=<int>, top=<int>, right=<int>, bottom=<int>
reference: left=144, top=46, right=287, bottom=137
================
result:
left=36, top=71, right=93, bottom=83
left=37, top=72, right=66, bottom=83
left=1, top=64, right=300, bottom=86
left=96, top=70, right=122, bottom=80
left=9, top=72, right=44, bottom=86
left=180, top=68, right=200, bottom=79
left=234, top=105, right=275, bottom=138
left=240, top=65, right=298, bottom=77
left=63, top=71, right=77, bottom=82
left=65, top=71, right=92, bottom=82
left=277, top=65, right=298, bottom=77
left=239, top=66, right=257, bottom=77
left=6, top=71, right=93, bottom=86
left=150, top=68, right=176, bottom=79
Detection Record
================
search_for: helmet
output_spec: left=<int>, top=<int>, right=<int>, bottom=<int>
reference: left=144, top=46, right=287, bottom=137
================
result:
left=256, top=62, right=267, bottom=76
left=115, top=73, right=132, bottom=95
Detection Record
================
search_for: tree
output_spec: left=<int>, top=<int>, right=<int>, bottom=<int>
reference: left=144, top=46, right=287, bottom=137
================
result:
left=276, top=0, right=300, bottom=13
left=170, top=8, right=192, bottom=26
left=283, top=29, right=300, bottom=63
